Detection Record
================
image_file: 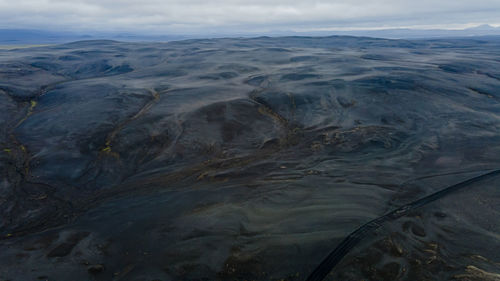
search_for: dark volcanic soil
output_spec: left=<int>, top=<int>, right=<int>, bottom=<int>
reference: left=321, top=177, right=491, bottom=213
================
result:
left=1, top=36, right=500, bottom=281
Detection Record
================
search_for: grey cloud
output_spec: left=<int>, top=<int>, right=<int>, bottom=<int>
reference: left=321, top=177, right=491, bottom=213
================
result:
left=0, top=0, right=499, bottom=33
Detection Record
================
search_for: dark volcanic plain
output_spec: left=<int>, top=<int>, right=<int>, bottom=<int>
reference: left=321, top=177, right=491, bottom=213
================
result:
left=1, top=36, right=500, bottom=280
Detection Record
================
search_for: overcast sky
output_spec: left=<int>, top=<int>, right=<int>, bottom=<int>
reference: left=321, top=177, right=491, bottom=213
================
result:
left=0, top=0, right=499, bottom=34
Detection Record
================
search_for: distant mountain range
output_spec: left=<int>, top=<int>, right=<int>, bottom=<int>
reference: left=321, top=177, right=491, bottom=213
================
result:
left=1, top=25, right=500, bottom=44
left=0, top=29, right=188, bottom=45
left=302, top=24, right=500, bottom=39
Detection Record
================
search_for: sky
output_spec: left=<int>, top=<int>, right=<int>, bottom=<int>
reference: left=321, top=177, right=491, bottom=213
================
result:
left=0, top=0, right=499, bottom=34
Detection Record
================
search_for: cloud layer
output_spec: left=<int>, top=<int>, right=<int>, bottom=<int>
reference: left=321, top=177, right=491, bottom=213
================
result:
left=0, top=0, right=499, bottom=33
